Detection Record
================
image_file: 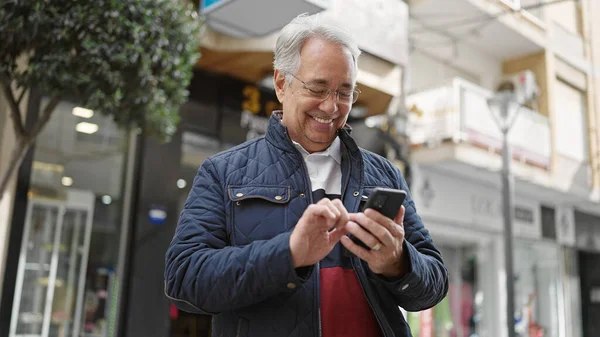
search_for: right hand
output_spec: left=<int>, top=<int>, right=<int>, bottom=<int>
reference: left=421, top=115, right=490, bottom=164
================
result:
left=289, top=198, right=348, bottom=268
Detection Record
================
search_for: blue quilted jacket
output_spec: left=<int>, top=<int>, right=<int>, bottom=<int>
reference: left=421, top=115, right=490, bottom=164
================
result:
left=165, top=112, right=448, bottom=337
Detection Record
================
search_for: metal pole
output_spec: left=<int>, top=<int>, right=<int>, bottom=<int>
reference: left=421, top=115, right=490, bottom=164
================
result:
left=501, top=127, right=516, bottom=337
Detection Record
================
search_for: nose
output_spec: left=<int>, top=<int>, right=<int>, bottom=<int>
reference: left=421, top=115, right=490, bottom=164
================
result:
left=318, top=92, right=338, bottom=115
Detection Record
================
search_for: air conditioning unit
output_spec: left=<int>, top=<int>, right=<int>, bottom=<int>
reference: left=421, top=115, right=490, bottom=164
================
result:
left=500, top=70, right=539, bottom=105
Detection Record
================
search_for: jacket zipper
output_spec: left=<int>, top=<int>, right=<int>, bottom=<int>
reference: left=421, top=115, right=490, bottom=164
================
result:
left=285, top=132, right=322, bottom=337
left=299, top=157, right=322, bottom=337
left=299, top=158, right=322, bottom=337
left=316, top=263, right=322, bottom=337
left=351, top=258, right=390, bottom=337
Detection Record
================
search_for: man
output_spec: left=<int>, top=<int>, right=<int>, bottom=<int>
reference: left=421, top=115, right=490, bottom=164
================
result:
left=165, top=13, right=448, bottom=337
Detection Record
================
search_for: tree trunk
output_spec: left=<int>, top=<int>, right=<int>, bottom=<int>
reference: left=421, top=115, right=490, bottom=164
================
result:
left=0, top=136, right=33, bottom=201
left=0, top=95, right=59, bottom=202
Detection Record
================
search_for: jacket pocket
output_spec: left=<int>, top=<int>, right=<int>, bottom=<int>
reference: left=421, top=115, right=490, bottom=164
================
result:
left=228, top=185, right=291, bottom=245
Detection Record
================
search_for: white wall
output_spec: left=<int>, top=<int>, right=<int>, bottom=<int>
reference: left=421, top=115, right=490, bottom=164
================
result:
left=409, top=50, right=480, bottom=92
left=409, top=41, right=502, bottom=93
left=546, top=0, right=580, bottom=35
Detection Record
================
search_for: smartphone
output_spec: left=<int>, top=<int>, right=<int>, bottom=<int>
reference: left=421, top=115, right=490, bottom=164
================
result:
left=349, top=187, right=407, bottom=250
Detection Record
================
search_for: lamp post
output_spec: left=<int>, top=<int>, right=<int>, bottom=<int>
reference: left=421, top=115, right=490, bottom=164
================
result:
left=487, top=82, right=522, bottom=337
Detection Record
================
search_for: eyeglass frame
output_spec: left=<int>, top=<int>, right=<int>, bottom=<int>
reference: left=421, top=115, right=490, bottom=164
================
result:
left=287, top=73, right=361, bottom=104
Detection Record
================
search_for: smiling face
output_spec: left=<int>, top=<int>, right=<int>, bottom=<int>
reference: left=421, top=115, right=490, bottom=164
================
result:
left=274, top=37, right=356, bottom=153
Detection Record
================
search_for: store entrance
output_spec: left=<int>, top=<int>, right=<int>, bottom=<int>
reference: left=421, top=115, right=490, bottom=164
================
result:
left=579, top=251, right=600, bottom=337
left=406, top=243, right=485, bottom=337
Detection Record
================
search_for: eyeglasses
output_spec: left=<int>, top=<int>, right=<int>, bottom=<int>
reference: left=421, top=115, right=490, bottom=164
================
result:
left=288, top=73, right=361, bottom=104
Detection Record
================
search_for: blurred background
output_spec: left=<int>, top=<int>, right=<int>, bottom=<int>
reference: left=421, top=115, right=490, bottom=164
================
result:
left=1, top=0, right=599, bottom=337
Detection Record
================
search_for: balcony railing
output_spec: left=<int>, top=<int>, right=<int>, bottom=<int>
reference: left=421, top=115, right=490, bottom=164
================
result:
left=406, top=78, right=551, bottom=170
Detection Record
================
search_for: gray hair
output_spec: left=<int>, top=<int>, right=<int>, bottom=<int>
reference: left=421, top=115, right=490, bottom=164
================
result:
left=274, top=13, right=361, bottom=83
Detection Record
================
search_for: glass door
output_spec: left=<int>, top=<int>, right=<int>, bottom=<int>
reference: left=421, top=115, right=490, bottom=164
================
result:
left=10, top=190, right=95, bottom=337
left=406, top=243, right=486, bottom=337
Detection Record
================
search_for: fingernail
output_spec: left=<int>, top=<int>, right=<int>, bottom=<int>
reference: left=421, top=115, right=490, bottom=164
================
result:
left=372, top=243, right=382, bottom=251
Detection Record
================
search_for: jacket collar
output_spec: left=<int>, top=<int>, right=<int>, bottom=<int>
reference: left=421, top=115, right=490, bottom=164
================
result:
left=292, top=136, right=342, bottom=165
left=265, top=110, right=359, bottom=157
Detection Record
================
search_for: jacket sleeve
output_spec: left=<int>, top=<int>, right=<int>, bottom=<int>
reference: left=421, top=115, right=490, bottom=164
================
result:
left=367, top=166, right=449, bottom=312
left=164, top=158, right=310, bottom=315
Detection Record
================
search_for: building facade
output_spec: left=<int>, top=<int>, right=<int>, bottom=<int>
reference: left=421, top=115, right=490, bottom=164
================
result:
left=406, top=0, right=600, bottom=336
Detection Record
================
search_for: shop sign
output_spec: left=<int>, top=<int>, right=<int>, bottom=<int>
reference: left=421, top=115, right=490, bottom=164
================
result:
left=240, top=85, right=281, bottom=141
left=201, top=0, right=226, bottom=11
left=201, top=0, right=328, bottom=38
left=411, top=165, right=542, bottom=238
left=148, top=205, right=167, bottom=225
left=555, top=206, right=576, bottom=246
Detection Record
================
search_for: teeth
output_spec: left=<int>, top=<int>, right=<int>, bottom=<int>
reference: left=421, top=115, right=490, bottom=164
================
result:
left=313, top=116, right=332, bottom=124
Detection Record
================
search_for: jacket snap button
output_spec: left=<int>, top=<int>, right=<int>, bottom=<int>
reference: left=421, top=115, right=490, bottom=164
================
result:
left=236, top=201, right=241, bottom=206
left=353, top=191, right=359, bottom=197
left=287, top=282, right=296, bottom=289
left=275, top=195, right=283, bottom=201
left=236, top=193, right=244, bottom=197
left=299, top=193, right=305, bottom=198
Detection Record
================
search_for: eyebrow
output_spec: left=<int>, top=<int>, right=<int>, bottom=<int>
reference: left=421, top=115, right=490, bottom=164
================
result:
left=309, top=78, right=354, bottom=89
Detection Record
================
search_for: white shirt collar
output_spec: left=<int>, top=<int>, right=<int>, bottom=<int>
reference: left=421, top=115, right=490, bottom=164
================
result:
left=292, top=137, right=342, bottom=165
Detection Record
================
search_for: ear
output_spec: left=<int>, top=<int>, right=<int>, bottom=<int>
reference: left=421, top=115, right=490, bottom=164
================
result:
left=273, top=69, right=287, bottom=103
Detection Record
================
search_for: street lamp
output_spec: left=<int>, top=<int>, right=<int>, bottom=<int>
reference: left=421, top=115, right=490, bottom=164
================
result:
left=487, top=81, right=521, bottom=337
left=488, top=67, right=543, bottom=337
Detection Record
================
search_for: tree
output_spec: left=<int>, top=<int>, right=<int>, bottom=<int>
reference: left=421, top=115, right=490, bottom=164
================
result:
left=0, top=0, right=202, bottom=199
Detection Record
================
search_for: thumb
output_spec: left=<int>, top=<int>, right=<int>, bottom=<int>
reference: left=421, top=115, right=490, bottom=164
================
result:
left=394, top=205, right=406, bottom=226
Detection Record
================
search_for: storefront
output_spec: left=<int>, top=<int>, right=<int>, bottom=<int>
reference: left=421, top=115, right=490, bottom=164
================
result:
left=407, top=163, right=575, bottom=337
left=0, top=68, right=283, bottom=337
left=1, top=92, right=131, bottom=337
left=573, top=210, right=600, bottom=337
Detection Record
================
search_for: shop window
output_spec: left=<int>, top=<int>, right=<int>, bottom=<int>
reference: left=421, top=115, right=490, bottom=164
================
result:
left=513, top=240, right=561, bottom=337
left=9, top=98, right=129, bottom=337
left=541, top=205, right=557, bottom=241
left=407, top=244, right=486, bottom=337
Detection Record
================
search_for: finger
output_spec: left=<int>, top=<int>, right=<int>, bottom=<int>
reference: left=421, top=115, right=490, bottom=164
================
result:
left=328, top=226, right=347, bottom=245
left=345, top=221, right=382, bottom=251
left=348, top=212, right=394, bottom=247
left=340, top=235, right=375, bottom=262
left=318, top=198, right=341, bottom=219
left=331, top=199, right=349, bottom=228
left=308, top=204, right=337, bottom=221
left=393, top=205, right=406, bottom=228
left=363, top=207, right=404, bottom=239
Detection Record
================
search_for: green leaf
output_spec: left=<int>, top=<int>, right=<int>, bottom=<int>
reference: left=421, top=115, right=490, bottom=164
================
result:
left=0, top=0, right=204, bottom=142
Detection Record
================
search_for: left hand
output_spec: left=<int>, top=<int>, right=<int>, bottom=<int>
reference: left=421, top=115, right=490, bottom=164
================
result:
left=340, top=206, right=408, bottom=278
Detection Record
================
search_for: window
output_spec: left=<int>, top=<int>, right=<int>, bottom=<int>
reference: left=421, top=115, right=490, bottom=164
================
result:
left=513, top=240, right=562, bottom=337
left=554, top=80, right=588, bottom=162
left=10, top=99, right=129, bottom=337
